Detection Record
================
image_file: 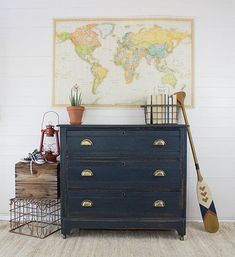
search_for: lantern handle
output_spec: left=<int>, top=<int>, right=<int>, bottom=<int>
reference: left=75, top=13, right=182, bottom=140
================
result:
left=41, top=111, right=59, bottom=130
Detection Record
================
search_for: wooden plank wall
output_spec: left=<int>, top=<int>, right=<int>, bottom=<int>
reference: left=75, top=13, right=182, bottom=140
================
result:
left=0, top=0, right=235, bottom=220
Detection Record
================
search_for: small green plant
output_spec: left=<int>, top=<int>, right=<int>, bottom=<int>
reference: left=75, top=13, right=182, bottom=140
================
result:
left=69, top=84, right=82, bottom=106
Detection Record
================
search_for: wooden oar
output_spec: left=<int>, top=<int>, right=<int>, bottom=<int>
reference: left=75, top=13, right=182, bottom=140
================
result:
left=175, top=91, right=219, bottom=233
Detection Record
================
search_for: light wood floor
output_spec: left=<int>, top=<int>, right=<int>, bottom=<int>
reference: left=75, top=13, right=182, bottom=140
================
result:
left=0, top=221, right=234, bottom=257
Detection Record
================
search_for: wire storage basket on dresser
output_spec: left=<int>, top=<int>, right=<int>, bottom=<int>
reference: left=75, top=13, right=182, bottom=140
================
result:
left=141, top=94, right=180, bottom=125
left=141, top=104, right=179, bottom=124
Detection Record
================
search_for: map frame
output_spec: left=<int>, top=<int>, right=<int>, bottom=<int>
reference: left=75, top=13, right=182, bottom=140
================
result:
left=53, top=17, right=194, bottom=107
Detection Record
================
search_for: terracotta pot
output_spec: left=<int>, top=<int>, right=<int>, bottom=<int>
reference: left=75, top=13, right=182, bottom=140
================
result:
left=67, top=106, right=85, bottom=125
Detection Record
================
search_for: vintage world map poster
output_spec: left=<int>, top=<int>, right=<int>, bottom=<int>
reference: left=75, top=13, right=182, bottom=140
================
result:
left=53, top=18, right=193, bottom=106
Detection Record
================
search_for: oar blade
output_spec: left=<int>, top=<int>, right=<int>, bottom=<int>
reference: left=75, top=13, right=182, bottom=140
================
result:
left=197, top=178, right=219, bottom=233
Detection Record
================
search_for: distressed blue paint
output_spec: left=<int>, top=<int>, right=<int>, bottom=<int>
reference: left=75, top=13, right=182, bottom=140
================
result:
left=58, top=125, right=187, bottom=239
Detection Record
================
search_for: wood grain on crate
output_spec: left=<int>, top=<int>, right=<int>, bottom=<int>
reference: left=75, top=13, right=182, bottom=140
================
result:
left=15, top=162, right=59, bottom=199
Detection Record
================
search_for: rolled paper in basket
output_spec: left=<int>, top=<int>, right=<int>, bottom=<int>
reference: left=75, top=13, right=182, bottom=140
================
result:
left=146, top=95, right=152, bottom=124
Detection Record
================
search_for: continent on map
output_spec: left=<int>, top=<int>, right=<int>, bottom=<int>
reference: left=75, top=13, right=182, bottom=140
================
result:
left=114, top=25, right=190, bottom=86
left=57, top=23, right=114, bottom=94
left=161, top=72, right=177, bottom=87
left=91, top=63, right=108, bottom=94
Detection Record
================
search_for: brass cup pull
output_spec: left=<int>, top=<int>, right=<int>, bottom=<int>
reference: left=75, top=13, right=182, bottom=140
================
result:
left=153, top=200, right=165, bottom=208
left=81, top=200, right=93, bottom=208
left=153, top=170, right=166, bottom=177
left=80, top=139, right=93, bottom=146
left=81, top=169, right=93, bottom=177
left=153, top=139, right=166, bottom=146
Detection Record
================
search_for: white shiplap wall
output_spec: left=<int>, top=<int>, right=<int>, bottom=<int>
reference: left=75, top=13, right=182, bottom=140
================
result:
left=0, top=0, right=235, bottom=220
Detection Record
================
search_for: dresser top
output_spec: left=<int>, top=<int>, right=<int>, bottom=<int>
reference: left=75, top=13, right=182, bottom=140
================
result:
left=58, top=124, right=186, bottom=128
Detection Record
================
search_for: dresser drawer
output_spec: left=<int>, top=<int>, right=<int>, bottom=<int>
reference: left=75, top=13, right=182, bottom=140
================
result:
left=66, top=130, right=180, bottom=157
left=67, top=160, right=181, bottom=191
left=67, top=191, right=182, bottom=218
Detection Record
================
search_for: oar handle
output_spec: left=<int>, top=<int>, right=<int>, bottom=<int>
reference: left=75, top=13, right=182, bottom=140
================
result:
left=174, top=92, right=203, bottom=181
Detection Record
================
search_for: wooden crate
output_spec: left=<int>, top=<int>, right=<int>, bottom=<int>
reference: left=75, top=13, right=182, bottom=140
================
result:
left=15, top=162, right=59, bottom=199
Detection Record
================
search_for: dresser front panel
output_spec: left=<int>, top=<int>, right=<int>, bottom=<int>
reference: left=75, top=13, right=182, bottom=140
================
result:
left=67, top=159, right=181, bottom=191
left=67, top=190, right=182, bottom=219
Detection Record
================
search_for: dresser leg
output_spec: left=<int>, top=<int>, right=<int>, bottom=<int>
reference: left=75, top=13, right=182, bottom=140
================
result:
left=63, top=234, right=67, bottom=239
left=177, top=221, right=186, bottom=241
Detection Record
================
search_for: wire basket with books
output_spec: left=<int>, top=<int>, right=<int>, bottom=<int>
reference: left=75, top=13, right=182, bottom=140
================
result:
left=141, top=94, right=179, bottom=125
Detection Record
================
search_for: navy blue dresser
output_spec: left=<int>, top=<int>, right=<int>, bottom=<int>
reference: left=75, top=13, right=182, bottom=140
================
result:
left=59, top=125, right=187, bottom=240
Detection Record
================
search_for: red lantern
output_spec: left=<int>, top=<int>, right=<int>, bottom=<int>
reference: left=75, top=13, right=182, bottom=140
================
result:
left=40, top=111, right=60, bottom=163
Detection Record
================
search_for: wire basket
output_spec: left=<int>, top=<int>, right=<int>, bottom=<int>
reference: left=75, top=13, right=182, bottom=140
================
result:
left=9, top=198, right=61, bottom=239
left=141, top=104, right=179, bottom=124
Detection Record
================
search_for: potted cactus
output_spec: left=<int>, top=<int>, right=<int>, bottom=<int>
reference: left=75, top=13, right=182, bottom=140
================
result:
left=67, top=84, right=85, bottom=124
